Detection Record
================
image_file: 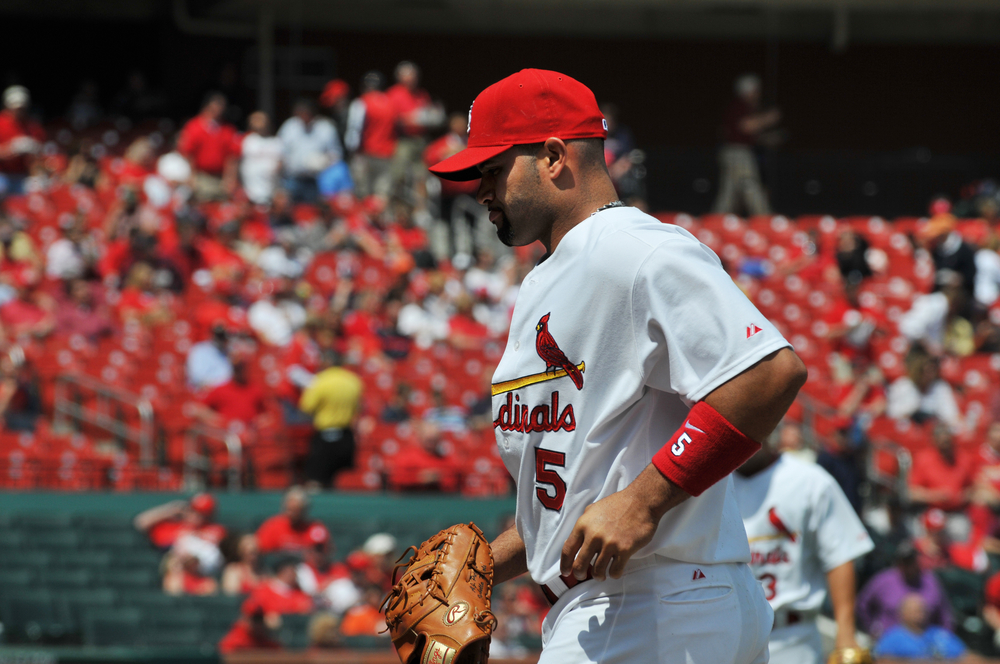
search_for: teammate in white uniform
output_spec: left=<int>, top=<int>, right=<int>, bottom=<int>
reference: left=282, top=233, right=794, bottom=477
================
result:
left=429, top=69, right=808, bottom=664
left=734, top=444, right=874, bottom=664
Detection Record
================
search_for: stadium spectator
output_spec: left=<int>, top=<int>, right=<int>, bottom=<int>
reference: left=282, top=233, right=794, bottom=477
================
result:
left=774, top=419, right=815, bottom=464
left=240, top=110, right=282, bottom=205
left=245, top=556, right=315, bottom=616
left=975, top=422, right=1000, bottom=507
left=117, top=262, right=173, bottom=327
left=920, top=209, right=977, bottom=301
left=255, top=486, right=326, bottom=553
left=218, top=602, right=282, bottom=654
left=193, top=351, right=269, bottom=429
left=975, top=232, right=1000, bottom=308
left=0, top=216, right=42, bottom=271
left=178, top=92, right=241, bottom=201
left=425, top=112, right=483, bottom=259
left=278, top=98, right=345, bottom=202
left=909, top=423, right=976, bottom=512
left=133, top=493, right=226, bottom=549
left=319, top=79, right=351, bottom=138
left=423, top=388, right=467, bottom=434
left=886, top=344, right=963, bottom=433
left=307, top=612, right=342, bottom=649
left=339, top=585, right=387, bottom=636
left=857, top=541, right=952, bottom=639
left=0, top=85, right=44, bottom=195
left=0, top=268, right=55, bottom=340
left=0, top=351, right=41, bottom=432
left=296, top=524, right=348, bottom=598
left=384, top=421, right=460, bottom=492
left=55, top=279, right=114, bottom=341
left=163, top=535, right=221, bottom=596
left=815, top=417, right=864, bottom=514
left=299, top=350, right=363, bottom=490
left=186, top=324, right=234, bottom=391
left=46, top=215, right=100, bottom=281
left=835, top=229, right=873, bottom=285
left=873, top=594, right=967, bottom=660
left=913, top=508, right=951, bottom=569
left=386, top=61, right=443, bottom=202
left=712, top=74, right=779, bottom=216
left=899, top=270, right=975, bottom=357
left=981, top=569, right=1000, bottom=651
left=345, top=71, right=397, bottom=199
left=600, top=102, right=646, bottom=205
left=222, top=533, right=263, bottom=596
left=66, top=80, right=103, bottom=130
left=448, top=292, right=491, bottom=350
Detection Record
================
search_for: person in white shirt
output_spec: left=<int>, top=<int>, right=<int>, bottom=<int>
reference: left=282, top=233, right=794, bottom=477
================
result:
left=240, top=111, right=283, bottom=205
left=278, top=98, right=343, bottom=203
left=975, top=241, right=1000, bottom=308
left=886, top=344, right=963, bottom=434
left=735, top=444, right=874, bottom=664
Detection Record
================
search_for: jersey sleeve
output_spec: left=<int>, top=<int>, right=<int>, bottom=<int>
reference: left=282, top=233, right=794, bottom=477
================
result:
left=631, top=234, right=791, bottom=402
left=809, top=469, right=874, bottom=571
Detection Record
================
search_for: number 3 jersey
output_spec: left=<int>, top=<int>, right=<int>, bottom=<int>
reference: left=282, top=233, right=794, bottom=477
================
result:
left=732, top=454, right=874, bottom=613
left=491, top=206, right=791, bottom=587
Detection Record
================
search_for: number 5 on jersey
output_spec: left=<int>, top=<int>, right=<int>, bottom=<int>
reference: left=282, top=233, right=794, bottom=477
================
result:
left=535, top=448, right=566, bottom=511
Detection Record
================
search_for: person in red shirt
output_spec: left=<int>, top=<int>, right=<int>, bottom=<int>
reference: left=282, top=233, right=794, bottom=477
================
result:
left=0, top=86, right=45, bottom=193
left=246, top=557, right=315, bottom=616
left=909, top=423, right=977, bottom=512
left=0, top=268, right=55, bottom=341
left=178, top=92, right=241, bottom=201
left=194, top=352, right=269, bottom=429
left=296, top=525, right=349, bottom=597
left=219, top=597, right=283, bottom=654
left=133, top=493, right=227, bottom=549
left=345, top=71, right=398, bottom=198
left=712, top=74, right=780, bottom=216
left=386, top=61, right=444, bottom=203
left=222, top=533, right=264, bottom=596
left=976, top=422, right=1000, bottom=506
left=385, top=421, right=461, bottom=492
left=163, top=549, right=219, bottom=596
left=425, top=113, right=485, bottom=258
left=256, top=486, right=328, bottom=554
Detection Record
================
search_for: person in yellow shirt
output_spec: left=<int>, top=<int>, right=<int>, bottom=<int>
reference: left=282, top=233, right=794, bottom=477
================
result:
left=299, top=351, right=363, bottom=489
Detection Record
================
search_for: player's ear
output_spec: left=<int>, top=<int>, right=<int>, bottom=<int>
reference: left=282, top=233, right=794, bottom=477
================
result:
left=541, top=137, right=568, bottom=180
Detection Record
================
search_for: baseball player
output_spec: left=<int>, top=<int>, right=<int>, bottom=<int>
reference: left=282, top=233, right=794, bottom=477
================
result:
left=733, top=437, right=874, bottom=664
left=429, top=69, right=807, bottom=664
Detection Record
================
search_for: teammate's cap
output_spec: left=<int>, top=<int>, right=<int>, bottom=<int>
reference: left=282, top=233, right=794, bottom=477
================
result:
left=428, top=69, right=607, bottom=182
left=189, top=492, right=216, bottom=516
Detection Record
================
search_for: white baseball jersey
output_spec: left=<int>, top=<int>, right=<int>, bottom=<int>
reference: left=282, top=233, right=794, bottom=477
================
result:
left=491, top=206, right=791, bottom=587
left=732, top=454, right=874, bottom=613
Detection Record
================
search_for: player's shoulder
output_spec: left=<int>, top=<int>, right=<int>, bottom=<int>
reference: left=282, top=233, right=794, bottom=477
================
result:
left=584, top=207, right=719, bottom=271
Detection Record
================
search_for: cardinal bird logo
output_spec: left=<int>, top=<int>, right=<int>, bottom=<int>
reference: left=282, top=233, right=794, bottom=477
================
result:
left=535, top=313, right=584, bottom=390
left=768, top=507, right=797, bottom=542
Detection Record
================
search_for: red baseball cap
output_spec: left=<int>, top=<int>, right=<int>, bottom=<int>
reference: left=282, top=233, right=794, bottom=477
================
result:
left=190, top=493, right=216, bottom=516
left=429, top=69, right=607, bottom=182
left=320, top=79, right=350, bottom=108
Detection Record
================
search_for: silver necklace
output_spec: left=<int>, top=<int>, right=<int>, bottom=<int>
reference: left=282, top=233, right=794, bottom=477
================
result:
left=591, top=200, right=625, bottom=216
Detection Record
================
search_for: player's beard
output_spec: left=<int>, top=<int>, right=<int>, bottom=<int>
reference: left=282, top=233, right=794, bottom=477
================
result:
left=494, top=211, right=515, bottom=246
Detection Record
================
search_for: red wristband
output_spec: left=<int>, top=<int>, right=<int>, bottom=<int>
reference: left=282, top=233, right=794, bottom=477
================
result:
left=651, top=401, right=761, bottom=497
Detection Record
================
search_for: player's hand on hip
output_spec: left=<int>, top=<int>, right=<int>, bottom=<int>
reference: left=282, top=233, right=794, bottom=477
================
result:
left=561, top=464, right=689, bottom=582
left=560, top=489, right=658, bottom=582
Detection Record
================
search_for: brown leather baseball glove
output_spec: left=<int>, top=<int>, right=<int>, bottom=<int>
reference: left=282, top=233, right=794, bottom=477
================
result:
left=382, top=522, right=497, bottom=664
left=827, top=647, right=874, bottom=664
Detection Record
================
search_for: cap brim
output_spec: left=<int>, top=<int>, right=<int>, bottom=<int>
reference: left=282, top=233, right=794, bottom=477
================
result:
left=428, top=144, right=512, bottom=181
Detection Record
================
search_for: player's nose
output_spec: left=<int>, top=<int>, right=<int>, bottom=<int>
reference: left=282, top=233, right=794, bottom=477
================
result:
left=476, top=177, right=493, bottom=206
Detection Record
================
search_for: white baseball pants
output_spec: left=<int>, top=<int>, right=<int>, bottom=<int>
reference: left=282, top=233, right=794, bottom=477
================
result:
left=538, top=558, right=772, bottom=664
left=767, top=622, right=822, bottom=664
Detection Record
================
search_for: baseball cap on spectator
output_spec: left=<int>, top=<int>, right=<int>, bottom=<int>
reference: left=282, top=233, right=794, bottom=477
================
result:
left=307, top=523, right=330, bottom=546
left=929, top=197, right=952, bottom=216
left=362, top=533, right=397, bottom=556
left=346, top=551, right=372, bottom=572
left=320, top=79, right=350, bottom=108
left=428, top=69, right=608, bottom=182
left=3, top=86, right=29, bottom=110
left=922, top=508, right=946, bottom=533
left=190, top=492, right=216, bottom=516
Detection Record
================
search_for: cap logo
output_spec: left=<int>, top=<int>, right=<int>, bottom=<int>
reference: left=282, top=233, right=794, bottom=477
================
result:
left=602, top=118, right=608, bottom=131
left=467, top=102, right=474, bottom=134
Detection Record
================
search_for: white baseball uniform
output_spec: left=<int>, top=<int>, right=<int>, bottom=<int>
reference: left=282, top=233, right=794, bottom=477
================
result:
left=491, top=205, right=790, bottom=663
left=733, top=453, right=874, bottom=664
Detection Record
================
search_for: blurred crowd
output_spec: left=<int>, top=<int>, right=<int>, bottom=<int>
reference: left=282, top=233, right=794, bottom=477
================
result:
left=0, top=65, right=646, bottom=496
left=133, top=488, right=546, bottom=655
